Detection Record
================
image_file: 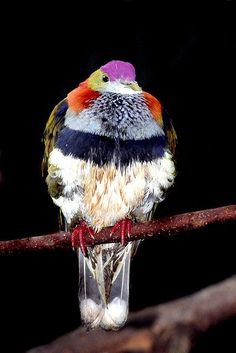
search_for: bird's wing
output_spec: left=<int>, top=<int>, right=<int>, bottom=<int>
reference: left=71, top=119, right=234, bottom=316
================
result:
left=41, top=99, right=68, bottom=177
left=142, top=91, right=177, bottom=220
left=162, top=109, right=177, bottom=156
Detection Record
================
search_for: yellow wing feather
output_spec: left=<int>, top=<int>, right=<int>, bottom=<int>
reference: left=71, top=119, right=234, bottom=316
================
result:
left=41, top=99, right=68, bottom=176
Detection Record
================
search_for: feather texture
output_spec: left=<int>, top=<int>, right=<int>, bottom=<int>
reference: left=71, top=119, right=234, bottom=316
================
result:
left=42, top=99, right=68, bottom=176
left=67, top=80, right=100, bottom=112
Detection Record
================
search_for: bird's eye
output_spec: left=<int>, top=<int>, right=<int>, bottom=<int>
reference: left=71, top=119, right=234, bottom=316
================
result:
left=102, top=75, right=109, bottom=82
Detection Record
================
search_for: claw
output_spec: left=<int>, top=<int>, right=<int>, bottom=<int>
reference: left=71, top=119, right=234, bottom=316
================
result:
left=110, top=219, right=132, bottom=245
left=72, top=222, right=94, bottom=256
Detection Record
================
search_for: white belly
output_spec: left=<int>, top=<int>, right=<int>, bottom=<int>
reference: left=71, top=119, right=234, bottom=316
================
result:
left=48, top=148, right=175, bottom=231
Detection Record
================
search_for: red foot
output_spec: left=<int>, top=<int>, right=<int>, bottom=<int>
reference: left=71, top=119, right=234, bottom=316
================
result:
left=72, top=222, right=94, bottom=256
left=110, top=219, right=132, bottom=245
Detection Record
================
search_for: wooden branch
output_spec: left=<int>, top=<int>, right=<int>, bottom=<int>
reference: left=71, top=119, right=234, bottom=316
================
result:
left=26, top=275, right=236, bottom=353
left=0, top=205, right=235, bottom=254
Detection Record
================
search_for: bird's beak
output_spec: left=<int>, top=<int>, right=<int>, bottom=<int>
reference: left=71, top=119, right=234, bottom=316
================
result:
left=122, top=81, right=142, bottom=92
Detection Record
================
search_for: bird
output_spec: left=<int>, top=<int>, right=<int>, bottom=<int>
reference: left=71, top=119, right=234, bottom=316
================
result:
left=42, top=60, right=176, bottom=330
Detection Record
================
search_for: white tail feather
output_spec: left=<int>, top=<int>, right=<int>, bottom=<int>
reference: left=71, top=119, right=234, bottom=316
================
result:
left=77, top=242, right=133, bottom=330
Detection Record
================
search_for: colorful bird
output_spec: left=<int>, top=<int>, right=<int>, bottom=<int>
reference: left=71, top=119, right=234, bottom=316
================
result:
left=42, top=60, right=176, bottom=330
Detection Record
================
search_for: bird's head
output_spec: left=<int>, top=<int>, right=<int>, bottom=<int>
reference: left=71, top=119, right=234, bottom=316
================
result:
left=87, top=60, right=142, bottom=94
left=67, top=60, right=142, bottom=113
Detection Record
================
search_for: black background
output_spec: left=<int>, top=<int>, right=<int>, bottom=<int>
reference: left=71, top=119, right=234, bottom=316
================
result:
left=0, top=1, right=235, bottom=352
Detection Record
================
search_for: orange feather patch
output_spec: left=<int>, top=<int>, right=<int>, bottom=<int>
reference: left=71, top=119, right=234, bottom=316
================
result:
left=143, top=91, right=163, bottom=126
left=67, top=80, right=100, bottom=113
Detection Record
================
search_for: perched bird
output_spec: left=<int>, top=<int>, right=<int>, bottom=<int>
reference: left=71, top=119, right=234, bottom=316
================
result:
left=42, top=60, right=176, bottom=330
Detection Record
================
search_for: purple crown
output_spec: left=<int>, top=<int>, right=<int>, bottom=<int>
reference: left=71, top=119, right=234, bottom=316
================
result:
left=100, top=60, right=136, bottom=81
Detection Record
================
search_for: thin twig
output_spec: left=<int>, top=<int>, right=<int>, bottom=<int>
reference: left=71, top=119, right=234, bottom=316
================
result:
left=0, top=205, right=235, bottom=254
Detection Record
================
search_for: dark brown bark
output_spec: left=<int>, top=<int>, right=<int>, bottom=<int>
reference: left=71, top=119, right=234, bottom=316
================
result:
left=26, top=276, right=236, bottom=353
left=0, top=205, right=235, bottom=254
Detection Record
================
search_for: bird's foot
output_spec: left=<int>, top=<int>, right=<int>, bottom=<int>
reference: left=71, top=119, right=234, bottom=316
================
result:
left=110, top=219, right=132, bottom=246
left=72, top=222, right=94, bottom=256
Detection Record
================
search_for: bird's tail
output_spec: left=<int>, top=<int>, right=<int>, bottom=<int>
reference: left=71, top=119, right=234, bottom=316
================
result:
left=77, top=242, right=134, bottom=330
